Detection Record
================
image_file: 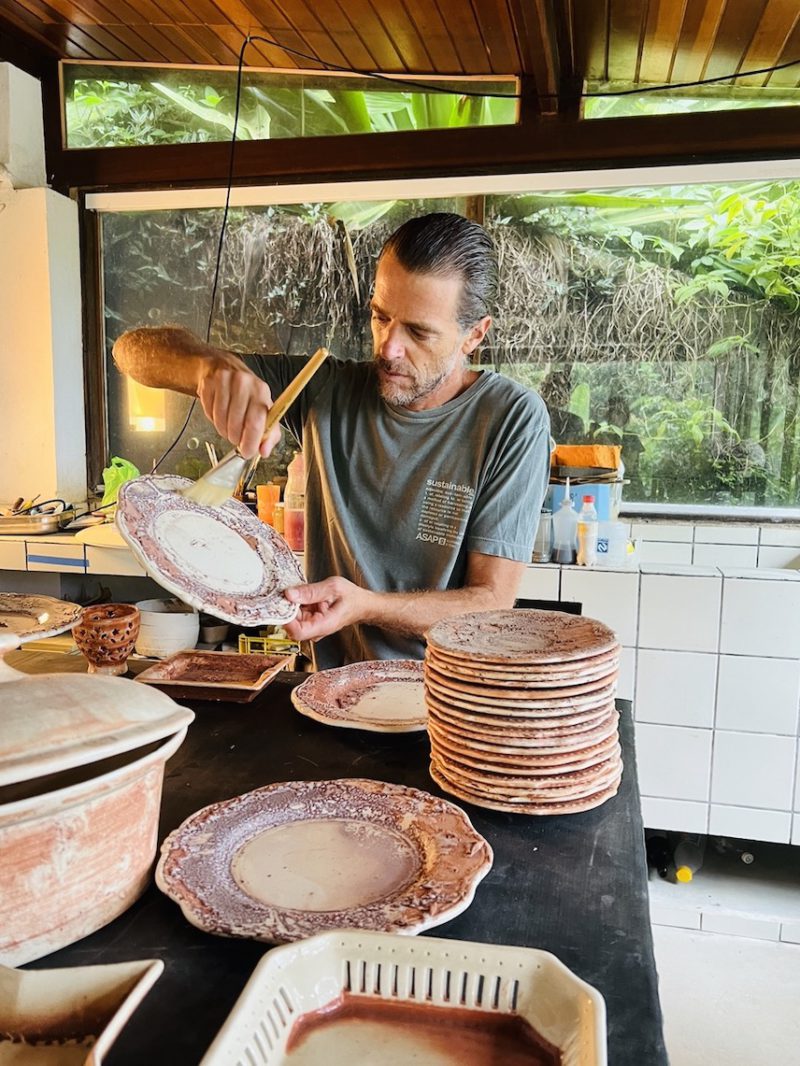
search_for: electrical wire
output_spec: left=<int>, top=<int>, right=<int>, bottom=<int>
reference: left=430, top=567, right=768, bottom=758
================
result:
left=140, top=33, right=800, bottom=473
left=245, top=34, right=800, bottom=101
left=150, top=35, right=249, bottom=472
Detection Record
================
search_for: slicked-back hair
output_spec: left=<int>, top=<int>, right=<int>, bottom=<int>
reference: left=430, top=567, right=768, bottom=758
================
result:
left=379, top=212, right=498, bottom=329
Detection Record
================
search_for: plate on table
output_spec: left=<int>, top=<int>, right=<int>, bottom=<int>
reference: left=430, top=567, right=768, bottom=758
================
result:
left=0, top=593, right=82, bottom=643
left=116, top=475, right=304, bottom=627
left=291, top=660, right=427, bottom=732
left=156, top=778, right=493, bottom=944
left=135, top=650, right=292, bottom=703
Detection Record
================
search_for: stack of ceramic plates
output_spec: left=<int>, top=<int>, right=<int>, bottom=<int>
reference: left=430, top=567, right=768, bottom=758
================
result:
left=425, top=610, right=623, bottom=815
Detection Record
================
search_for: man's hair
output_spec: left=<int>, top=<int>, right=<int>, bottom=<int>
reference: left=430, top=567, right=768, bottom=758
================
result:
left=379, top=212, right=498, bottom=329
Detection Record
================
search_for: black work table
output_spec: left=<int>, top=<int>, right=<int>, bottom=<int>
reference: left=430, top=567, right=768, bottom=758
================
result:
left=34, top=675, right=667, bottom=1065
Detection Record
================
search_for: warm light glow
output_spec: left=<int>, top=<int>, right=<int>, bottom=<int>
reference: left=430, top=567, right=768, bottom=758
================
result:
left=127, top=378, right=166, bottom=432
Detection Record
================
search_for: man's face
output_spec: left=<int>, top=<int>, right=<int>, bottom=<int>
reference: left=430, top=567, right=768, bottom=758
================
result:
left=370, top=252, right=490, bottom=410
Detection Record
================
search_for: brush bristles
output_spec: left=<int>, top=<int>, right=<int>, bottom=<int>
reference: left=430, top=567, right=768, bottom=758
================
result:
left=180, top=453, right=248, bottom=507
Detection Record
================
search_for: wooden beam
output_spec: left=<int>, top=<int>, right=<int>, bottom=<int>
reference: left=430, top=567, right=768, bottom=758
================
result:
left=0, top=12, right=57, bottom=78
left=506, top=0, right=561, bottom=113
left=51, top=102, right=800, bottom=193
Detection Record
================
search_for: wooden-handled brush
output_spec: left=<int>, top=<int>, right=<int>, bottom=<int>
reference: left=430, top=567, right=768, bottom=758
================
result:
left=181, top=347, right=329, bottom=507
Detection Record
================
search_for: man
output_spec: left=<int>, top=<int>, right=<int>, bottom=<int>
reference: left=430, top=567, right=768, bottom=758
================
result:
left=113, top=212, right=551, bottom=669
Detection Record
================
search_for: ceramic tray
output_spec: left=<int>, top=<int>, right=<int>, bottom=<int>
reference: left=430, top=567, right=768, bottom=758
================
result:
left=116, top=475, right=304, bottom=627
left=200, top=930, right=606, bottom=1066
left=291, top=660, right=426, bottom=732
left=0, top=958, right=162, bottom=1065
left=156, top=778, right=492, bottom=944
left=135, top=650, right=291, bottom=703
left=0, top=593, right=82, bottom=643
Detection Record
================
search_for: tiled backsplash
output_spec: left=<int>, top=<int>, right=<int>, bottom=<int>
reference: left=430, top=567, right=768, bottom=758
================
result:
left=520, top=546, right=800, bottom=848
left=625, top=518, right=800, bottom=569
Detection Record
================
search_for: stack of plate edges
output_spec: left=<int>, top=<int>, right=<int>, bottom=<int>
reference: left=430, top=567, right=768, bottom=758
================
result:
left=424, top=609, right=623, bottom=815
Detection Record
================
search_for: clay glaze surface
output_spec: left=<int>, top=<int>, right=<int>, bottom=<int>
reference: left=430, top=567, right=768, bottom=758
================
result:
left=157, top=778, right=493, bottom=944
left=291, top=660, right=427, bottom=732
left=0, top=594, right=82, bottom=643
left=116, top=475, right=304, bottom=627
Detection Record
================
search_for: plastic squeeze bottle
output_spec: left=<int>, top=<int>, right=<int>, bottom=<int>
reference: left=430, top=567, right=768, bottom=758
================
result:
left=674, top=834, right=706, bottom=883
left=576, top=495, right=598, bottom=567
left=284, top=451, right=305, bottom=552
left=551, top=492, right=578, bottom=565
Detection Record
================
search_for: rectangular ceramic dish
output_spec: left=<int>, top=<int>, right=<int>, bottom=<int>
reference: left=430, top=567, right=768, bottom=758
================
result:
left=135, top=650, right=291, bottom=702
left=200, top=930, right=607, bottom=1066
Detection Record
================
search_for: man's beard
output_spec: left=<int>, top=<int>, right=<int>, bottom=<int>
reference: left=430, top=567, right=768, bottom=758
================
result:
left=374, top=357, right=454, bottom=407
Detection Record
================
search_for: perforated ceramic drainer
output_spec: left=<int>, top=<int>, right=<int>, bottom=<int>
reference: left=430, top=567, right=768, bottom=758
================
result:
left=200, top=929, right=606, bottom=1065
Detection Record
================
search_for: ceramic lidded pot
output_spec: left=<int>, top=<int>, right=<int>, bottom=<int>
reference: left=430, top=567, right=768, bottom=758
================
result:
left=0, top=633, right=194, bottom=967
left=73, top=603, right=140, bottom=675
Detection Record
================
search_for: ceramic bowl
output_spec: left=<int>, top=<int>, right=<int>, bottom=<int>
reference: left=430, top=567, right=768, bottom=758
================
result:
left=73, top=603, right=141, bottom=675
left=135, top=598, right=199, bottom=659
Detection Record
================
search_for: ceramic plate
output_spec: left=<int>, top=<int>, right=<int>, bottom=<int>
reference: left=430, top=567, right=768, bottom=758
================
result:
left=156, top=778, right=493, bottom=944
left=426, top=609, right=618, bottom=664
left=0, top=594, right=82, bottom=643
left=116, top=475, right=303, bottom=627
left=135, top=650, right=291, bottom=703
left=291, top=660, right=426, bottom=733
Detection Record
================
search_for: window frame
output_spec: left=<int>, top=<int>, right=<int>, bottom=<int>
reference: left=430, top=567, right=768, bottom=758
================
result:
left=85, top=155, right=800, bottom=521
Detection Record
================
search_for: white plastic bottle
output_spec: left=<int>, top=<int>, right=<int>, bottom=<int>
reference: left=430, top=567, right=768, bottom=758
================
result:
left=576, top=495, right=598, bottom=567
left=674, top=834, right=706, bottom=884
left=551, top=495, right=578, bottom=564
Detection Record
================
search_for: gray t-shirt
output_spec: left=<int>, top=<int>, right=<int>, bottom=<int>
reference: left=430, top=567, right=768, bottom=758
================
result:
left=244, top=355, right=550, bottom=668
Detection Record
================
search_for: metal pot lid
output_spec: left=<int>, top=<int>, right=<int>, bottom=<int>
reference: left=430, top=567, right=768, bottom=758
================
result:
left=0, top=634, right=194, bottom=788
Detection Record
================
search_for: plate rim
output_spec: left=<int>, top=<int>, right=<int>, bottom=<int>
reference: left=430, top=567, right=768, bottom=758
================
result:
left=156, top=777, right=493, bottom=943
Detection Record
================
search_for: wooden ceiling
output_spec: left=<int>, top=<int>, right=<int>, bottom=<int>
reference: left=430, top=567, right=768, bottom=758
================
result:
left=2, top=0, right=799, bottom=112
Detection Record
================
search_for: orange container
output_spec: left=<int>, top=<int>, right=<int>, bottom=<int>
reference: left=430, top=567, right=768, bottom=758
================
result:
left=256, top=483, right=280, bottom=526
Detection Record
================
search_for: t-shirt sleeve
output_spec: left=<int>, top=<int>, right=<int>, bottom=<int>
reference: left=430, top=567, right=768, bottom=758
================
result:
left=240, top=352, right=337, bottom=444
left=465, top=389, right=551, bottom=563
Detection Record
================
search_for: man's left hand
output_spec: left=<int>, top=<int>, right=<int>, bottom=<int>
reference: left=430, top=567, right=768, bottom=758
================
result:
left=283, top=577, right=371, bottom=642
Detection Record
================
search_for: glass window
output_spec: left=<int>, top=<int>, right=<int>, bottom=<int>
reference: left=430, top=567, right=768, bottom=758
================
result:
left=584, top=89, right=798, bottom=120
left=64, top=64, right=517, bottom=149
left=99, top=178, right=800, bottom=510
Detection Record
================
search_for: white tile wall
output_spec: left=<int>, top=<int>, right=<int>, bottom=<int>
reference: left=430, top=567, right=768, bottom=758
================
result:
left=711, top=731, right=796, bottom=810
left=694, top=524, right=760, bottom=545
left=649, top=900, right=702, bottom=930
left=639, top=573, right=722, bottom=652
left=618, top=646, right=635, bottom=702
left=560, top=567, right=639, bottom=645
left=716, top=655, right=800, bottom=735
left=637, top=541, right=693, bottom=566
left=780, top=921, right=800, bottom=944
left=701, top=912, right=781, bottom=941
left=793, top=816, right=800, bottom=846
left=640, top=796, right=708, bottom=833
left=517, top=564, right=560, bottom=602
left=693, top=543, right=758, bottom=568
left=636, top=649, right=716, bottom=728
left=760, top=525, right=800, bottom=547
left=758, top=545, right=800, bottom=569
left=720, top=575, right=800, bottom=658
left=635, top=723, right=712, bottom=802
left=708, top=804, right=792, bottom=844
left=631, top=522, right=694, bottom=543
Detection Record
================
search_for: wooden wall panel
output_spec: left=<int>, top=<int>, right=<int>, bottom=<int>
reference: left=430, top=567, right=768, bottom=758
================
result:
left=639, top=0, right=688, bottom=84
left=671, top=0, right=727, bottom=83
left=740, top=0, right=800, bottom=86
left=703, top=0, right=770, bottom=79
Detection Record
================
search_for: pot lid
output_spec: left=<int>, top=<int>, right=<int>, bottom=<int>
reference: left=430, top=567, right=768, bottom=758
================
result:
left=0, top=634, right=195, bottom=788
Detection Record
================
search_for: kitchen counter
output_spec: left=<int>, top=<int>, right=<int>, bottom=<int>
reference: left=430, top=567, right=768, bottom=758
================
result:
left=22, top=668, right=667, bottom=1065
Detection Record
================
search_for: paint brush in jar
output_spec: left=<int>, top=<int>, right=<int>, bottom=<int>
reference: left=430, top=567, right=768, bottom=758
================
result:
left=180, top=347, right=329, bottom=508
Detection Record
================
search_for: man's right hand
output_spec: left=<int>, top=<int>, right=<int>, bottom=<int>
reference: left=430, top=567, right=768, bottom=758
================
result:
left=197, top=353, right=280, bottom=459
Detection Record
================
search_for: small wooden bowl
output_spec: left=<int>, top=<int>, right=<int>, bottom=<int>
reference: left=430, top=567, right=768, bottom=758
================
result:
left=73, top=603, right=140, bottom=675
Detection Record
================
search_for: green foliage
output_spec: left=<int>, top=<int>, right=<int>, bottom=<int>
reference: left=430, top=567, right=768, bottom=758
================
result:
left=65, top=72, right=515, bottom=148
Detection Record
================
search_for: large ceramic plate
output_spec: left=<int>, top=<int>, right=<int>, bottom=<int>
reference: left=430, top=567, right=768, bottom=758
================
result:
left=116, top=475, right=304, bottom=627
left=156, top=778, right=493, bottom=944
left=291, top=660, right=427, bottom=733
left=0, top=593, right=82, bottom=643
left=426, top=609, right=618, bottom=664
